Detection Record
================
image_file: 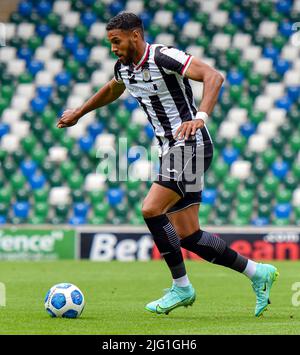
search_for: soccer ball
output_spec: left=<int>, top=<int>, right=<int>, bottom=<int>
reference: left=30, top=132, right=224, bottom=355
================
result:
left=44, top=283, right=85, bottom=318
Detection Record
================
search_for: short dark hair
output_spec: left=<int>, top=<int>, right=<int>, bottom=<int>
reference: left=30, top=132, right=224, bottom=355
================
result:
left=106, top=12, right=144, bottom=37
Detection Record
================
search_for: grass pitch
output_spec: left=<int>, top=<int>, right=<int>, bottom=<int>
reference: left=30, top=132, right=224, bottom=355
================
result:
left=0, top=260, right=299, bottom=335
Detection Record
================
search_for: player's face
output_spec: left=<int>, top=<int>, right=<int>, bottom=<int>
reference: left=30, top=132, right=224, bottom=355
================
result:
left=107, top=29, right=137, bottom=65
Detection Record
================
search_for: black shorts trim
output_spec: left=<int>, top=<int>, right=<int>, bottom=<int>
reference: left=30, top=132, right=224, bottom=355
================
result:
left=167, top=201, right=201, bottom=214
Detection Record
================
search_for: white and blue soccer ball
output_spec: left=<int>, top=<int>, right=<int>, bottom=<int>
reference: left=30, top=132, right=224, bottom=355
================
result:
left=44, top=283, right=85, bottom=318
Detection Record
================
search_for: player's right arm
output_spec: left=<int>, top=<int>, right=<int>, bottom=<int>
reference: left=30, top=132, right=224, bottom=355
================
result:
left=57, top=78, right=126, bottom=128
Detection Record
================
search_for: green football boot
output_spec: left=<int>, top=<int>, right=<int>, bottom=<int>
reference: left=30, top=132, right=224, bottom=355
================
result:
left=251, top=263, right=279, bottom=317
left=145, top=284, right=196, bottom=315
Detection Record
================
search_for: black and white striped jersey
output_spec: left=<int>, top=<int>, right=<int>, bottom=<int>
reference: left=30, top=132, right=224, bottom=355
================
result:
left=114, top=42, right=213, bottom=156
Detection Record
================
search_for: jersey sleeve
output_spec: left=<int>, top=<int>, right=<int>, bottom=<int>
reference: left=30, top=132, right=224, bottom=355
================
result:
left=114, top=60, right=123, bottom=83
left=154, top=46, right=193, bottom=76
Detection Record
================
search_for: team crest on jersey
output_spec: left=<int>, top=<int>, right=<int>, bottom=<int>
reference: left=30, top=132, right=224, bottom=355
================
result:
left=142, top=69, right=151, bottom=82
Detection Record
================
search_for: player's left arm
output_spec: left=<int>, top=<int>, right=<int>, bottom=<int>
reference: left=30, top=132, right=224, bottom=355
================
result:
left=175, top=57, right=224, bottom=140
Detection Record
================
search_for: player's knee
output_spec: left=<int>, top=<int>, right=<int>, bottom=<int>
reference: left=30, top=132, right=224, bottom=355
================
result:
left=141, top=202, right=164, bottom=218
left=176, top=227, right=197, bottom=239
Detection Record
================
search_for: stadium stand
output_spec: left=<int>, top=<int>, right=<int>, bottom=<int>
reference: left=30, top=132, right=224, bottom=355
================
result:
left=0, top=0, right=299, bottom=227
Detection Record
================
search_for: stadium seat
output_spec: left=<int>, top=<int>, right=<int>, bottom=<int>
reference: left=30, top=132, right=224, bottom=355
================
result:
left=7, top=59, right=26, bottom=76
left=48, top=146, right=68, bottom=162
left=292, top=188, right=300, bottom=206
left=212, top=34, right=231, bottom=51
left=219, top=121, right=239, bottom=139
left=12, top=202, right=29, bottom=221
left=248, top=134, right=268, bottom=153
left=242, top=46, right=262, bottom=61
left=85, top=173, right=106, bottom=192
left=263, top=175, right=280, bottom=193
left=252, top=217, right=270, bottom=226
left=67, top=122, right=87, bottom=139
left=202, top=189, right=217, bottom=205
left=62, top=11, right=80, bottom=29
left=259, top=21, right=278, bottom=38
left=2, top=109, right=22, bottom=125
left=1, top=134, right=20, bottom=153
left=231, top=161, right=251, bottom=180
left=257, top=122, right=278, bottom=140
left=35, top=71, right=54, bottom=86
left=49, top=187, right=70, bottom=205
left=29, top=173, right=46, bottom=190
left=33, top=187, right=48, bottom=203
left=17, top=23, right=35, bottom=40
left=74, top=202, right=89, bottom=218
left=284, top=69, right=300, bottom=86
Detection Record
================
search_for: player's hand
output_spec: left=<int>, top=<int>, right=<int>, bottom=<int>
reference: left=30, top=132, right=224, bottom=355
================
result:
left=57, top=108, right=81, bottom=128
left=174, top=119, right=205, bottom=140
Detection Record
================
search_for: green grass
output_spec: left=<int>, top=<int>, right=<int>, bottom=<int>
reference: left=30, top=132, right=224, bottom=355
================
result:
left=0, top=260, right=299, bottom=334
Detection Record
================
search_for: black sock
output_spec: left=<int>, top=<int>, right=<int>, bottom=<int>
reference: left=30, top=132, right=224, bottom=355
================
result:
left=144, top=214, right=187, bottom=279
left=181, top=230, right=248, bottom=272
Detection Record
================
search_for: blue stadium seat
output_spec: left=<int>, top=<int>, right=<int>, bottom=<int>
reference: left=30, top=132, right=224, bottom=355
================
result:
left=222, top=147, right=239, bottom=165
left=230, top=10, right=245, bottom=27
left=0, top=123, right=9, bottom=138
left=55, top=72, right=71, bottom=86
left=69, top=216, right=86, bottom=225
left=276, top=0, right=292, bottom=14
left=279, top=22, right=294, bottom=37
left=37, top=86, right=53, bottom=100
left=240, top=122, right=256, bottom=138
left=18, top=47, right=33, bottom=62
left=174, top=10, right=190, bottom=28
left=274, top=58, right=290, bottom=75
left=88, top=122, right=104, bottom=139
left=82, top=0, right=95, bottom=5
left=227, top=70, right=244, bottom=85
left=202, top=189, right=217, bottom=205
left=109, top=1, right=125, bottom=16
left=31, top=96, right=48, bottom=113
left=124, top=96, right=139, bottom=112
left=140, top=12, right=152, bottom=29
left=74, top=202, right=90, bottom=218
left=252, top=217, right=270, bottom=226
left=79, top=135, right=94, bottom=152
left=275, top=95, right=292, bottom=111
left=28, top=60, right=44, bottom=76
left=36, top=1, right=52, bottom=17
left=29, top=173, right=46, bottom=189
left=74, top=47, right=90, bottom=63
left=13, top=202, right=30, bottom=218
left=274, top=203, right=292, bottom=219
left=18, top=1, right=33, bottom=17
left=144, top=124, right=155, bottom=140
left=107, top=188, right=124, bottom=206
left=287, top=86, right=300, bottom=101
left=21, top=160, right=37, bottom=178
left=263, top=46, right=279, bottom=62
left=272, top=161, right=289, bottom=179
left=82, top=11, right=97, bottom=28
left=36, top=24, right=51, bottom=38
left=63, top=34, right=79, bottom=52
left=0, top=216, right=7, bottom=224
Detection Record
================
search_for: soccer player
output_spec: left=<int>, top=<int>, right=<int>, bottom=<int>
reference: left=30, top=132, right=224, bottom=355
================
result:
left=57, top=12, right=279, bottom=317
